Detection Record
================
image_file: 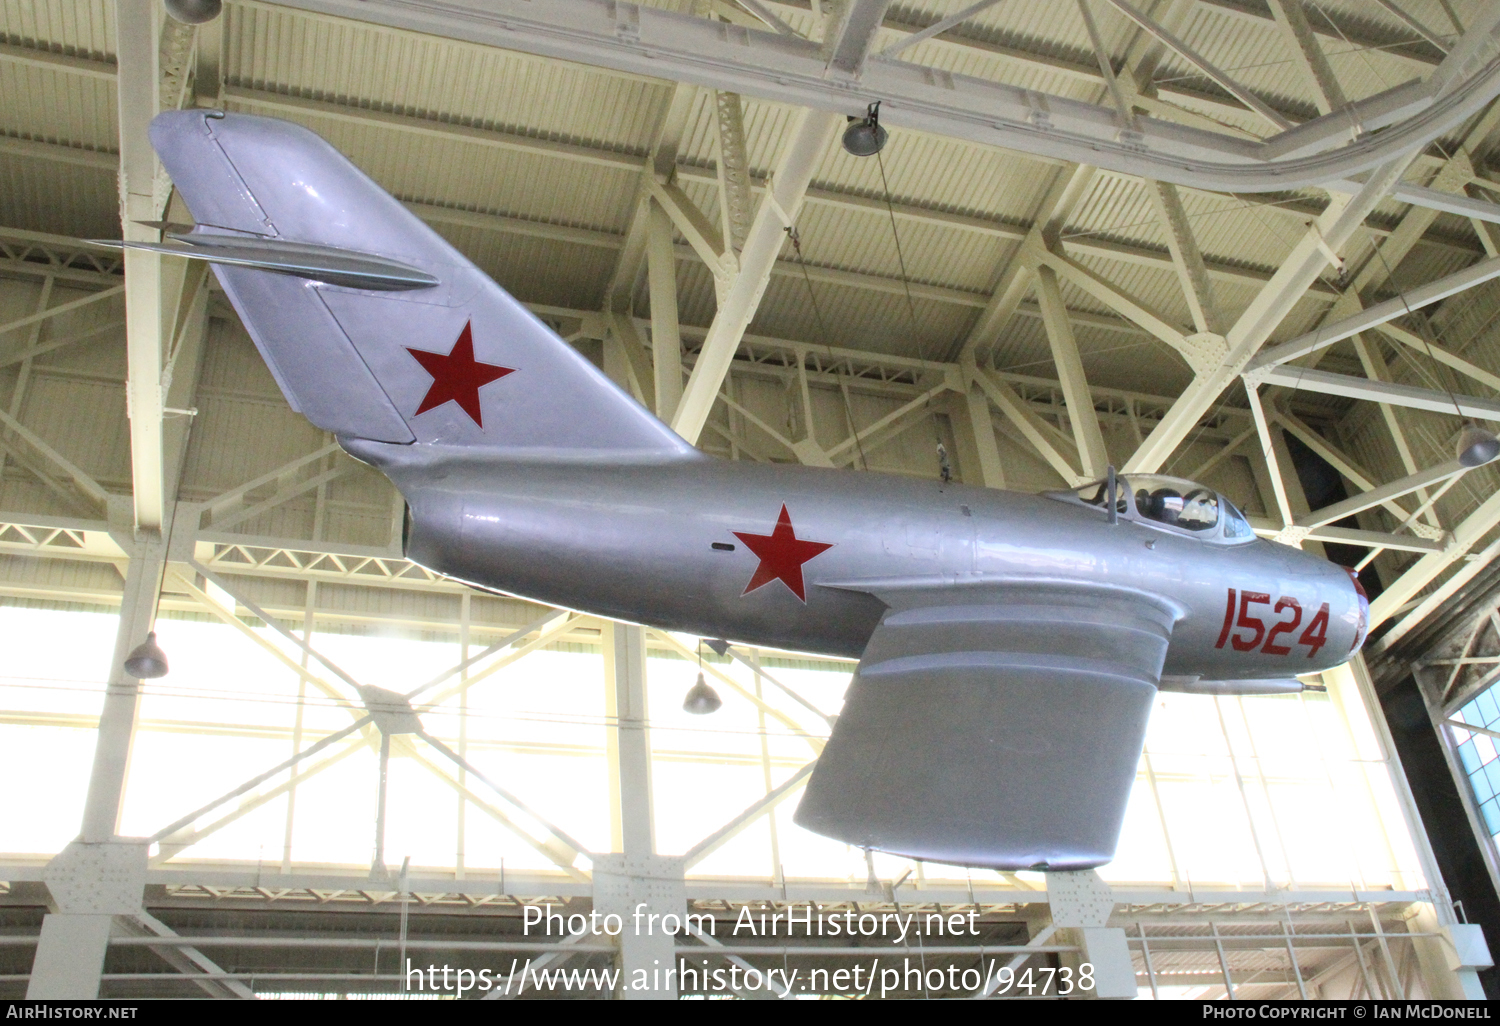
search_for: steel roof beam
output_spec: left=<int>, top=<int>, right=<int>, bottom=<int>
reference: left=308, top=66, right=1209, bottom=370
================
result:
left=648, top=200, right=684, bottom=422
left=1255, top=364, right=1500, bottom=419
left=972, top=367, right=1086, bottom=486
left=878, top=0, right=1005, bottom=59
left=1369, top=486, right=1500, bottom=629
left=1345, top=101, right=1500, bottom=307
left=599, top=80, right=699, bottom=415
left=1036, top=263, right=1109, bottom=477
left=1271, top=407, right=1435, bottom=528
left=1247, top=254, right=1500, bottom=371
left=1197, top=0, right=1444, bottom=67
left=116, top=0, right=170, bottom=532
left=1039, top=245, right=1190, bottom=353
left=843, top=0, right=1446, bottom=71
left=0, top=285, right=123, bottom=336
left=1, top=48, right=1481, bottom=271
left=1145, top=179, right=1221, bottom=335
left=669, top=4, right=887, bottom=445
left=1294, top=460, right=1468, bottom=531
left=670, top=106, right=838, bottom=444
left=1392, top=183, right=1500, bottom=225
left=777, top=0, right=1439, bottom=127
left=1375, top=321, right=1500, bottom=396
left=1123, top=156, right=1418, bottom=473
left=1102, top=0, right=1293, bottom=131
left=255, top=0, right=1500, bottom=193
left=5, top=17, right=1489, bottom=195
left=1266, top=0, right=1347, bottom=116
left=955, top=163, right=1097, bottom=362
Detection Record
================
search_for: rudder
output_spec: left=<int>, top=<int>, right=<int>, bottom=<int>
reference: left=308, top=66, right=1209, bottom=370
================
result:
left=150, top=110, right=694, bottom=459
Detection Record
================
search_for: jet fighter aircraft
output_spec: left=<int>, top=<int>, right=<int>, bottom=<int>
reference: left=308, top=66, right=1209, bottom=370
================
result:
left=125, top=111, right=1368, bottom=871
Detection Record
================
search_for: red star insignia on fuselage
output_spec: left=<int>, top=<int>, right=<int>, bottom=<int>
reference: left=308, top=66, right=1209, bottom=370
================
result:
left=733, top=504, right=834, bottom=603
left=406, top=321, right=514, bottom=427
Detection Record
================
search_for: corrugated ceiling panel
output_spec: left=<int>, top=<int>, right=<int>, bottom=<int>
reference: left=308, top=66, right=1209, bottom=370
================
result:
left=178, top=321, right=323, bottom=498
left=179, top=388, right=325, bottom=498
left=671, top=260, right=719, bottom=331
left=776, top=199, right=1007, bottom=294
left=818, top=128, right=1058, bottom=225
left=880, top=0, right=1104, bottom=102
left=0, top=61, right=117, bottom=150
left=1165, top=188, right=1321, bottom=273
left=194, top=316, right=283, bottom=400
left=1068, top=173, right=1165, bottom=251
left=988, top=306, right=1050, bottom=370
left=0, top=0, right=1491, bottom=529
left=0, top=152, right=116, bottom=238
left=1074, top=325, right=1195, bottom=397
left=0, top=277, right=48, bottom=327
left=0, top=0, right=113, bottom=58
left=744, top=273, right=976, bottom=359
left=31, top=310, right=126, bottom=381
left=218, top=101, right=640, bottom=236
left=734, top=96, right=807, bottom=181
left=20, top=371, right=129, bottom=485
left=432, top=225, right=620, bottom=310
left=1060, top=251, right=1195, bottom=335
left=226, top=4, right=667, bottom=156
left=675, top=88, right=720, bottom=173
left=0, top=553, right=122, bottom=599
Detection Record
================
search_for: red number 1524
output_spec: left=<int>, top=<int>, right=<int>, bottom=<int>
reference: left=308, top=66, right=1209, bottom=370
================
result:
left=1214, top=588, right=1329, bottom=657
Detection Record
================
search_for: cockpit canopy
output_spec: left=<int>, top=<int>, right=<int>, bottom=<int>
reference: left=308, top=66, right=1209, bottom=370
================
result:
left=1063, top=473, right=1255, bottom=542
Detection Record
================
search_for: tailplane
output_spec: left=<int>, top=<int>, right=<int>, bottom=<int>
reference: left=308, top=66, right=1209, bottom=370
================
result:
left=149, top=110, right=694, bottom=460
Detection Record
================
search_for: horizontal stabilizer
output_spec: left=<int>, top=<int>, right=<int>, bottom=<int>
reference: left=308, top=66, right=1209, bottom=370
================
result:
left=87, top=235, right=439, bottom=292
left=796, top=579, right=1181, bottom=870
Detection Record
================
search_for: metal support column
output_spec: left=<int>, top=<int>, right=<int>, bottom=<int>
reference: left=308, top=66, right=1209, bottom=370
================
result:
left=82, top=537, right=165, bottom=843
left=28, top=532, right=164, bottom=997
left=597, top=622, right=683, bottom=998
left=647, top=199, right=684, bottom=424
left=1035, top=263, right=1108, bottom=478
left=955, top=366, right=1006, bottom=489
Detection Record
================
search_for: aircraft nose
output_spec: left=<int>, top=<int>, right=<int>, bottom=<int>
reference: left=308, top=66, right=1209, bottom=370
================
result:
left=1344, top=566, right=1370, bottom=654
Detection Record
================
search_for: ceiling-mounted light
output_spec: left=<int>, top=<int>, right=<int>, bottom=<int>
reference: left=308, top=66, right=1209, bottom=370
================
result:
left=1457, top=421, right=1500, bottom=468
left=163, top=0, right=222, bottom=24
left=123, top=631, right=169, bottom=679
left=842, top=102, right=888, bottom=158
left=682, top=671, right=722, bottom=715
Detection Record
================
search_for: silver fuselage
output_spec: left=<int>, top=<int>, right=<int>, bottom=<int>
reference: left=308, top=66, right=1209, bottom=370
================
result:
left=349, top=439, right=1365, bottom=675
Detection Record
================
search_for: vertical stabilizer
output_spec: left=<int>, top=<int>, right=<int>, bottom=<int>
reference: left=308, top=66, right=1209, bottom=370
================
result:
left=150, top=110, right=697, bottom=460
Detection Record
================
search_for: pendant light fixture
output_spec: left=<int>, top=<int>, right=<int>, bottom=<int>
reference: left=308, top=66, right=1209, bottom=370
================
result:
left=1457, top=421, right=1500, bottom=468
left=683, top=640, right=723, bottom=715
left=841, top=101, right=888, bottom=157
left=123, top=631, right=169, bottom=679
left=164, top=0, right=222, bottom=23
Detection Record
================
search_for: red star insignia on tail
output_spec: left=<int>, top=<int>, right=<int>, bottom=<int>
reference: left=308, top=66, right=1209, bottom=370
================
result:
left=733, top=504, right=833, bottom=603
left=406, top=321, right=514, bottom=427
